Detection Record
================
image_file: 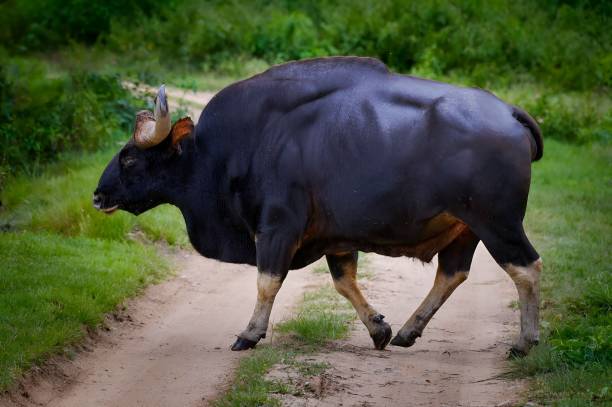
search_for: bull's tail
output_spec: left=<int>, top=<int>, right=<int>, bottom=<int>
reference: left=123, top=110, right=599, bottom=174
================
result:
left=512, top=105, right=543, bottom=162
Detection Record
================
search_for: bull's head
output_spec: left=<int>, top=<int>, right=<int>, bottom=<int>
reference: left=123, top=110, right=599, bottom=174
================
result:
left=93, top=85, right=194, bottom=215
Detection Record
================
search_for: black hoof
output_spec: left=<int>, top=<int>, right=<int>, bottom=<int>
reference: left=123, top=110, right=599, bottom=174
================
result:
left=390, top=330, right=420, bottom=348
left=370, top=315, right=392, bottom=350
left=230, top=337, right=258, bottom=351
left=371, top=323, right=392, bottom=350
left=508, top=346, right=527, bottom=358
left=508, top=339, right=538, bottom=358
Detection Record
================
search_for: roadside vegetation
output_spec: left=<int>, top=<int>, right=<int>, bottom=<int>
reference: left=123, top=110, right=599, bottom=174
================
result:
left=0, top=148, right=189, bottom=390
left=0, top=57, right=140, bottom=185
left=0, top=231, right=168, bottom=390
left=0, top=0, right=610, bottom=403
left=517, top=140, right=611, bottom=405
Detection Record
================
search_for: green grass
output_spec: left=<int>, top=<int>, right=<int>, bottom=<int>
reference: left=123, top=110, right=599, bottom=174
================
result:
left=516, top=140, right=612, bottom=405
left=0, top=231, right=169, bottom=390
left=1, top=148, right=189, bottom=246
left=213, top=284, right=354, bottom=406
left=276, top=286, right=354, bottom=346
left=0, top=146, right=188, bottom=392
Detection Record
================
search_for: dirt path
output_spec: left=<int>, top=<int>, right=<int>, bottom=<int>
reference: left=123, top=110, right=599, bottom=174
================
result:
left=122, top=83, right=215, bottom=118
left=3, top=253, right=322, bottom=407
left=275, top=245, right=525, bottom=406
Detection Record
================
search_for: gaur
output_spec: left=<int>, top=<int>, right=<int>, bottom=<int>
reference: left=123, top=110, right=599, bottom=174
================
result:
left=94, top=57, right=543, bottom=355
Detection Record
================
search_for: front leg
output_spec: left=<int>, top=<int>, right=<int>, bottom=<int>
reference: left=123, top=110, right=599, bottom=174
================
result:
left=231, top=272, right=285, bottom=350
left=231, top=223, right=299, bottom=351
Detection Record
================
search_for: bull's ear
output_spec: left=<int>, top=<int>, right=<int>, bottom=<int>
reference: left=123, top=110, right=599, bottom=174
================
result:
left=170, top=117, right=195, bottom=151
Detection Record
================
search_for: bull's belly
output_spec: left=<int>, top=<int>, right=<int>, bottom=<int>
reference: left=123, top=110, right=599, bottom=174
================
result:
left=292, top=213, right=468, bottom=268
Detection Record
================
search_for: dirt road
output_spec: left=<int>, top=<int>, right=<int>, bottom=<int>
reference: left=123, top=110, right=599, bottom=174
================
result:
left=274, top=245, right=525, bottom=406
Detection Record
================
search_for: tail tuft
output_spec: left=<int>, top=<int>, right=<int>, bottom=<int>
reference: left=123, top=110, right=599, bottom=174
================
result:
left=512, top=106, right=543, bottom=162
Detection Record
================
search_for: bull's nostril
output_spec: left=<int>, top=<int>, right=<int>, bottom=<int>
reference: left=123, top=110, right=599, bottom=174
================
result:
left=93, top=193, right=104, bottom=207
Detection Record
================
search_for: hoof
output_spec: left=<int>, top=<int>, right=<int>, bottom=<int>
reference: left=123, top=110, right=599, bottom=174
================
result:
left=370, top=315, right=392, bottom=350
left=508, top=339, right=537, bottom=358
left=390, top=330, right=420, bottom=348
left=508, top=346, right=527, bottom=358
left=230, top=337, right=258, bottom=351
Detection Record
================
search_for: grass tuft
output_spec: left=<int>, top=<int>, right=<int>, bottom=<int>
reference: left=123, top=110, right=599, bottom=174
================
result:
left=277, top=286, right=354, bottom=347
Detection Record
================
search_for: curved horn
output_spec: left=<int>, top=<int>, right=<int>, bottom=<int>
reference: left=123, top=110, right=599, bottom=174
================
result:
left=134, top=85, right=172, bottom=148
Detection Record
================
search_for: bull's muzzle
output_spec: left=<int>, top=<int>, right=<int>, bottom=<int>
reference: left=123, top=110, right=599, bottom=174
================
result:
left=93, top=192, right=119, bottom=214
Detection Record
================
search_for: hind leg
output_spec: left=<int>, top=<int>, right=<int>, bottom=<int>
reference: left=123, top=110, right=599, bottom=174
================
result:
left=473, top=222, right=542, bottom=356
left=391, top=229, right=479, bottom=347
left=505, top=258, right=542, bottom=356
left=327, top=252, right=392, bottom=350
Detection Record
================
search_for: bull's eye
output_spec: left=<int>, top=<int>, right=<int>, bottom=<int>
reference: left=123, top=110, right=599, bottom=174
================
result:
left=121, top=156, right=138, bottom=169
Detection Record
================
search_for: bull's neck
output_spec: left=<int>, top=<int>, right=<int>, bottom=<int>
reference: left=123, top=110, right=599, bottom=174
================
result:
left=165, top=137, right=205, bottom=212
left=163, top=139, right=224, bottom=258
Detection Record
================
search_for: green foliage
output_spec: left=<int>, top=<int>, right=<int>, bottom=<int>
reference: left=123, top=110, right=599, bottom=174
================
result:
left=0, top=231, right=169, bottom=391
left=514, top=140, right=612, bottom=404
left=0, top=0, right=157, bottom=50
left=98, top=0, right=611, bottom=91
left=253, top=11, right=325, bottom=62
left=524, top=94, right=612, bottom=144
left=491, top=86, right=612, bottom=145
left=0, top=57, right=141, bottom=181
left=212, top=346, right=284, bottom=407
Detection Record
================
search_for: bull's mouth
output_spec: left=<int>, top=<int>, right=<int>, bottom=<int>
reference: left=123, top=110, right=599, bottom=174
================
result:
left=93, top=197, right=120, bottom=215
left=100, top=205, right=119, bottom=214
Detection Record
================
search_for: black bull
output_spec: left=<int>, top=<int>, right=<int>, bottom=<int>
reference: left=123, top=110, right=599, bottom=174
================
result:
left=94, top=57, right=543, bottom=355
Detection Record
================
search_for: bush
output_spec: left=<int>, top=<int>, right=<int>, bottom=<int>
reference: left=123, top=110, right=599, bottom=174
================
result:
left=523, top=93, right=612, bottom=144
left=0, top=57, right=141, bottom=181
left=0, top=0, right=158, bottom=51
left=98, top=0, right=611, bottom=91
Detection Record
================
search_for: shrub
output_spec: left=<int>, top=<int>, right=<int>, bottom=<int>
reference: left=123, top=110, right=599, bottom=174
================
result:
left=0, top=0, right=158, bottom=51
left=524, top=93, right=612, bottom=144
left=0, top=57, right=141, bottom=182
